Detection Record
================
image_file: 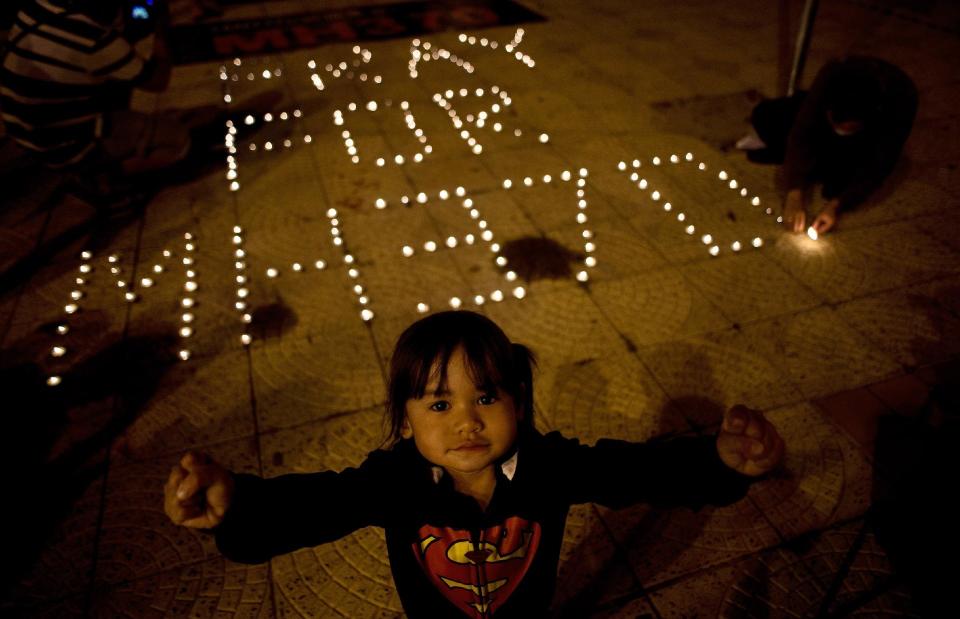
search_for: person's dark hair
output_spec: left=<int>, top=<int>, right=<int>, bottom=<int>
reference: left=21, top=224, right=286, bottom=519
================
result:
left=385, top=311, right=535, bottom=444
left=825, top=65, right=882, bottom=125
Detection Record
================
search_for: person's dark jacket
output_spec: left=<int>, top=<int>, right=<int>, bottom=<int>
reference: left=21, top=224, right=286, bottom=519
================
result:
left=784, top=56, right=917, bottom=209
left=214, top=427, right=750, bottom=617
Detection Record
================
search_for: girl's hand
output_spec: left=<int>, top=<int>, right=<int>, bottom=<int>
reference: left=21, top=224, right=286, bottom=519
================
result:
left=164, top=451, right=234, bottom=529
left=716, top=405, right=785, bottom=477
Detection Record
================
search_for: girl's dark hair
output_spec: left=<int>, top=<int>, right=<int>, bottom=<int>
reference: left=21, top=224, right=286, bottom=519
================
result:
left=825, top=66, right=882, bottom=124
left=385, top=311, right=535, bottom=444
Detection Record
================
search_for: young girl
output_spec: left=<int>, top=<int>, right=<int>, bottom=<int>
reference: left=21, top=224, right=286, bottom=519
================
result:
left=164, top=311, right=784, bottom=617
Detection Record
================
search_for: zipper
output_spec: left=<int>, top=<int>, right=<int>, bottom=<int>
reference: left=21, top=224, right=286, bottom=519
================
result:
left=470, top=528, right=491, bottom=618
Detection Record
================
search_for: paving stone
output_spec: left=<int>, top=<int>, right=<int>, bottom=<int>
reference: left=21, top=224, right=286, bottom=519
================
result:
left=545, top=215, right=667, bottom=285
left=838, top=178, right=953, bottom=231
left=911, top=209, right=960, bottom=255
left=738, top=306, right=902, bottom=400
left=766, top=220, right=960, bottom=304
left=596, top=476, right=780, bottom=590
left=835, top=285, right=960, bottom=368
left=748, top=401, right=876, bottom=541
left=111, top=350, right=256, bottom=461
left=91, top=557, right=273, bottom=619
left=97, top=438, right=261, bottom=587
left=681, top=251, right=821, bottom=325
left=647, top=520, right=920, bottom=618
left=590, top=268, right=732, bottom=349
left=485, top=286, right=629, bottom=365
left=551, top=504, right=640, bottom=615
left=534, top=354, right=690, bottom=443
left=250, top=322, right=385, bottom=431
left=635, top=328, right=804, bottom=427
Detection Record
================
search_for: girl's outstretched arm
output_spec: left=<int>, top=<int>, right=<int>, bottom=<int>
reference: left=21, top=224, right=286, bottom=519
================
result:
left=166, top=449, right=400, bottom=564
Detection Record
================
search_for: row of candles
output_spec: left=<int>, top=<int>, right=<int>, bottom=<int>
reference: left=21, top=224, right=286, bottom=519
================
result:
left=617, top=153, right=770, bottom=255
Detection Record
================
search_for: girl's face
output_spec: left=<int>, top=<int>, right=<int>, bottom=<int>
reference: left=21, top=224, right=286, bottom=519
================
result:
left=401, top=347, right=521, bottom=481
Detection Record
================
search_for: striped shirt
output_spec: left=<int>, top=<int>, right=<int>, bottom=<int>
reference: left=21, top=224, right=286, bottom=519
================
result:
left=1, top=0, right=152, bottom=168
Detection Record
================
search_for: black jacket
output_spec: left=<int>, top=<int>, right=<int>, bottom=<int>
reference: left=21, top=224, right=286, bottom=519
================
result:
left=214, top=428, right=750, bottom=618
left=784, top=56, right=917, bottom=208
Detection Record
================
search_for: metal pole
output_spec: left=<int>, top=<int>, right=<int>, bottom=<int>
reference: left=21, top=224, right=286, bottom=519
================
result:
left=787, top=0, right=820, bottom=96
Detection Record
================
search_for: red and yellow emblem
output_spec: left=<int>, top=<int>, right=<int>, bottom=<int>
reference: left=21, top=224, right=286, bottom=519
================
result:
left=413, top=517, right=542, bottom=617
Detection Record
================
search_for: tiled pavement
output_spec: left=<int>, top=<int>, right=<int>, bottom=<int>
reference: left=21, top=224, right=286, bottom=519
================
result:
left=2, top=0, right=959, bottom=616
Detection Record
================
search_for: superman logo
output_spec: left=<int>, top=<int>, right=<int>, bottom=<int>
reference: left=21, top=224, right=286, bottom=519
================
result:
left=413, top=516, right=542, bottom=617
